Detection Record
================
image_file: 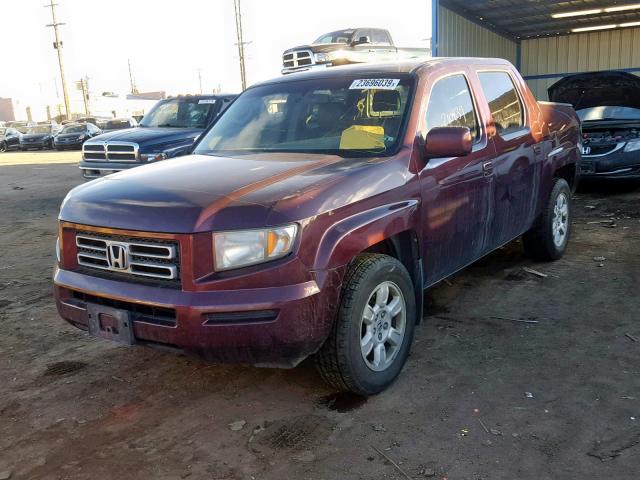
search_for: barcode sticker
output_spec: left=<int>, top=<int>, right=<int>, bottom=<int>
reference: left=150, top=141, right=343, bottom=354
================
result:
left=198, top=99, right=217, bottom=104
left=349, top=78, right=400, bottom=90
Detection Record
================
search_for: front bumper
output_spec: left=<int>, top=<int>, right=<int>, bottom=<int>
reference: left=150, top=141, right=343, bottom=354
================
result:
left=580, top=149, right=640, bottom=179
left=79, top=160, right=142, bottom=178
left=53, top=265, right=343, bottom=367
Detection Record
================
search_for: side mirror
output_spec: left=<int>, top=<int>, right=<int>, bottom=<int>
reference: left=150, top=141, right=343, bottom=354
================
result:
left=424, top=127, right=473, bottom=158
left=353, top=35, right=371, bottom=46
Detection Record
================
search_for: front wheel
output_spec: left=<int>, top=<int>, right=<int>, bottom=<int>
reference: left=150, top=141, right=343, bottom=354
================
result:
left=0, top=142, right=6, bottom=153
left=316, top=253, right=416, bottom=395
left=522, top=177, right=572, bottom=261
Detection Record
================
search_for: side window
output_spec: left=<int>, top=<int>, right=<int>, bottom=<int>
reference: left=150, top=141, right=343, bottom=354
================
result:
left=425, top=74, right=479, bottom=142
left=356, top=29, right=372, bottom=43
left=371, top=30, right=391, bottom=45
left=478, top=72, right=525, bottom=136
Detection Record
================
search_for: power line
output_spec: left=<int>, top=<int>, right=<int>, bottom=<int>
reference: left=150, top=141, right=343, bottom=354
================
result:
left=45, top=0, right=71, bottom=119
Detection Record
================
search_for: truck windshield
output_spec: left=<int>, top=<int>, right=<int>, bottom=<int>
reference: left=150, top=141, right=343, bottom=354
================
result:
left=194, top=76, right=414, bottom=157
left=314, top=30, right=354, bottom=44
left=139, top=98, right=216, bottom=128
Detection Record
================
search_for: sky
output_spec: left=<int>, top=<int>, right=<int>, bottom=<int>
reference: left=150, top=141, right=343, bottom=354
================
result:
left=0, top=0, right=432, bottom=119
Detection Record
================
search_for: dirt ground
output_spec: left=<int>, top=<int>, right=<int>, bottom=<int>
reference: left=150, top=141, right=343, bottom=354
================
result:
left=1, top=151, right=639, bottom=480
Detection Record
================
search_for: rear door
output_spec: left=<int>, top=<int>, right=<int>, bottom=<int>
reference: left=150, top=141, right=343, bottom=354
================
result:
left=418, top=72, right=496, bottom=286
left=475, top=70, right=541, bottom=249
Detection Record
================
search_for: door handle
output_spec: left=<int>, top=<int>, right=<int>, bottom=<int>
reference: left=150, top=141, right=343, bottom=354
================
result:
left=482, top=160, right=493, bottom=176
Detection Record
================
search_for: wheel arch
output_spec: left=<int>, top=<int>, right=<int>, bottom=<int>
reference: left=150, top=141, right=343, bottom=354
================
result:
left=312, top=200, right=423, bottom=323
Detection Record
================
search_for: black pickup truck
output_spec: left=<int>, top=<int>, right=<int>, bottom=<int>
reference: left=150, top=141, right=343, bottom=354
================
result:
left=282, top=28, right=429, bottom=74
left=79, top=94, right=236, bottom=179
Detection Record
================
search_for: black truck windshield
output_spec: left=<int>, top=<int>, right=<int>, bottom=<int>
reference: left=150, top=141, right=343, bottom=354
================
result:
left=195, top=76, right=413, bottom=157
left=314, top=30, right=355, bottom=44
left=140, top=98, right=217, bottom=128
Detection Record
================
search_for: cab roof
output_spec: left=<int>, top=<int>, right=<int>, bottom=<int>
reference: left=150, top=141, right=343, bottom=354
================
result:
left=252, top=57, right=516, bottom=88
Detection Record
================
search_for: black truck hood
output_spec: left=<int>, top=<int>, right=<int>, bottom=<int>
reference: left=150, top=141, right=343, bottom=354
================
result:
left=548, top=71, right=640, bottom=111
left=90, top=127, right=202, bottom=149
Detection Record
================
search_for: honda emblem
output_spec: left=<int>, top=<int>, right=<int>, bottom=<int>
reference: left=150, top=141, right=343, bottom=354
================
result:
left=107, top=243, right=128, bottom=270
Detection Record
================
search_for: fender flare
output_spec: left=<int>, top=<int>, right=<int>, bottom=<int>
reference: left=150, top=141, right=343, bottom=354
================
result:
left=313, top=199, right=420, bottom=271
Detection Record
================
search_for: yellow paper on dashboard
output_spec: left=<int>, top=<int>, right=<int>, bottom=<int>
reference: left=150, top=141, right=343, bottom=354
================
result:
left=339, top=125, right=385, bottom=150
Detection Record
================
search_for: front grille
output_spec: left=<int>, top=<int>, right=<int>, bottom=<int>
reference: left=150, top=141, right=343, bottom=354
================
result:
left=589, top=144, right=618, bottom=155
left=82, top=142, right=138, bottom=162
left=283, top=50, right=314, bottom=69
left=76, top=233, right=179, bottom=281
left=71, top=290, right=177, bottom=327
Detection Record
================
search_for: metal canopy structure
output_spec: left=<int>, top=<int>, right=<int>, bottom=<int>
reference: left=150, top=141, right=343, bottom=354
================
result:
left=438, top=0, right=640, bottom=40
left=433, top=1, right=640, bottom=100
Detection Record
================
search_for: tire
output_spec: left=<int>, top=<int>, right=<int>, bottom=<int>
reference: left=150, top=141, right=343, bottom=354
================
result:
left=316, top=253, right=417, bottom=395
left=0, top=142, right=6, bottom=153
left=522, top=177, right=572, bottom=261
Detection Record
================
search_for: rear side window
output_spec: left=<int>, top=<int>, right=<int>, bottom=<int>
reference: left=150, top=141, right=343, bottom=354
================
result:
left=425, top=74, right=479, bottom=142
left=371, top=30, right=391, bottom=45
left=478, top=72, right=525, bottom=136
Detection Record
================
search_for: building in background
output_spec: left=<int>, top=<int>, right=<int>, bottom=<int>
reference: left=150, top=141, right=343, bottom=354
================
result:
left=0, top=98, right=16, bottom=122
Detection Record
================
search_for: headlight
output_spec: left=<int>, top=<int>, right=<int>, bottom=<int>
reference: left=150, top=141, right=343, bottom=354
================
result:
left=213, top=224, right=297, bottom=271
left=140, top=152, right=167, bottom=162
left=314, top=52, right=332, bottom=63
left=624, top=139, right=640, bottom=152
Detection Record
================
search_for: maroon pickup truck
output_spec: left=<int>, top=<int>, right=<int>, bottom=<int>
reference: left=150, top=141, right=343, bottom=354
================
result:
left=54, top=58, right=580, bottom=395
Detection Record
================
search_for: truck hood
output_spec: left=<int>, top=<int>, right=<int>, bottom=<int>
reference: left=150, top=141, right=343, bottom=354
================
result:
left=548, top=71, right=640, bottom=111
left=59, top=152, right=352, bottom=233
left=89, top=127, right=202, bottom=149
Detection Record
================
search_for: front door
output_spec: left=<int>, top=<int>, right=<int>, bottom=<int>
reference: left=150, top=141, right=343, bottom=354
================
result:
left=418, top=73, right=496, bottom=286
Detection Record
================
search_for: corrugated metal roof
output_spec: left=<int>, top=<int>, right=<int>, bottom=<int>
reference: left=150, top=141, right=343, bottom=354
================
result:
left=441, top=0, right=640, bottom=39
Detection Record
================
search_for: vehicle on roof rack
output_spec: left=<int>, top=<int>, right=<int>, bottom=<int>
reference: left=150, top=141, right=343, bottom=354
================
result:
left=55, top=58, right=579, bottom=395
left=282, top=28, right=430, bottom=74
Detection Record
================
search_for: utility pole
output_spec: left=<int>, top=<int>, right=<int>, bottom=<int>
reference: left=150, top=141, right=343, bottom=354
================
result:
left=233, top=0, right=247, bottom=90
left=128, top=58, right=138, bottom=94
left=197, top=68, right=203, bottom=94
left=76, top=77, right=90, bottom=115
left=45, top=0, right=71, bottom=120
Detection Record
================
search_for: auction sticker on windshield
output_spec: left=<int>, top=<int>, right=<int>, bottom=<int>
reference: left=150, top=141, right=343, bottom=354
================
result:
left=198, top=99, right=217, bottom=104
left=349, top=79, right=400, bottom=90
